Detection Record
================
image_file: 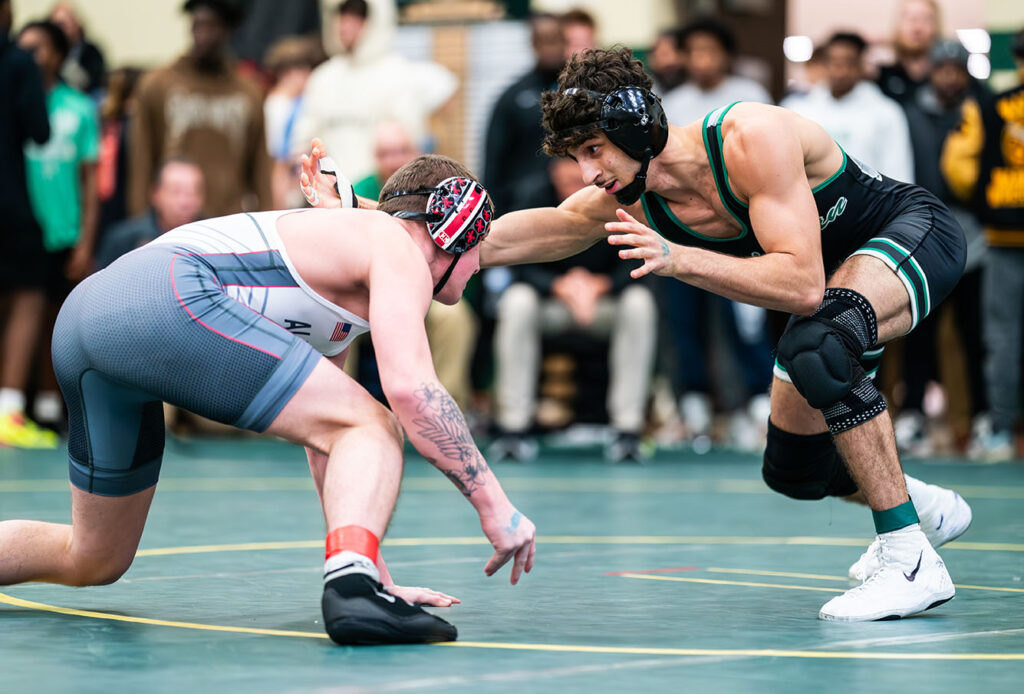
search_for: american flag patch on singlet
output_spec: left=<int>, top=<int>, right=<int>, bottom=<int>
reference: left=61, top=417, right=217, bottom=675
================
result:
left=330, top=322, right=352, bottom=342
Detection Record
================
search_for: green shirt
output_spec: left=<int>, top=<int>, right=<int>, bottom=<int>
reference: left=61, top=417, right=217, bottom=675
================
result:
left=24, top=82, right=99, bottom=251
left=352, top=173, right=384, bottom=202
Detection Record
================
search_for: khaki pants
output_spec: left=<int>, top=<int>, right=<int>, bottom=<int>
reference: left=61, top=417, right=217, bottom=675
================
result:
left=494, top=283, right=657, bottom=433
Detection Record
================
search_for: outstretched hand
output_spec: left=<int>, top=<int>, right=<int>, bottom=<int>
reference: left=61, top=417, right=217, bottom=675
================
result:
left=299, top=138, right=345, bottom=209
left=386, top=584, right=461, bottom=607
left=480, top=505, right=536, bottom=585
left=606, top=208, right=681, bottom=279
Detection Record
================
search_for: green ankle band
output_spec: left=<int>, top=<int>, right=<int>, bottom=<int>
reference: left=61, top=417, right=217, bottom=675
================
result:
left=871, top=499, right=919, bottom=534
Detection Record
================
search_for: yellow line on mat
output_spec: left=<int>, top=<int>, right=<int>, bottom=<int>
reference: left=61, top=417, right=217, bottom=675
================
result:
left=616, top=573, right=844, bottom=593
left=131, top=535, right=1024, bottom=558
left=2, top=591, right=1021, bottom=661
left=704, top=569, right=1024, bottom=593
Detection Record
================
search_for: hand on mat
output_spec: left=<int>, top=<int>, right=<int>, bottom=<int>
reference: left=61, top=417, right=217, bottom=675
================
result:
left=480, top=505, right=536, bottom=585
left=606, top=208, right=682, bottom=279
left=299, top=138, right=353, bottom=209
left=386, top=584, right=461, bottom=607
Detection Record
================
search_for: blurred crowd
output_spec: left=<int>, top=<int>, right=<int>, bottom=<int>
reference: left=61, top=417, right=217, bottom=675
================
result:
left=0, top=0, right=1021, bottom=463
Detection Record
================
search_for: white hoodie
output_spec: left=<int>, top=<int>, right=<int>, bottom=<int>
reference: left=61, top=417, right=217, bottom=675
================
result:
left=292, top=0, right=457, bottom=181
left=781, top=81, right=914, bottom=184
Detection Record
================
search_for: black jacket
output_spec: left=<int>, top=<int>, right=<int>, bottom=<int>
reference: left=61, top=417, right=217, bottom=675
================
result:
left=483, top=66, right=561, bottom=214
left=0, top=33, right=49, bottom=212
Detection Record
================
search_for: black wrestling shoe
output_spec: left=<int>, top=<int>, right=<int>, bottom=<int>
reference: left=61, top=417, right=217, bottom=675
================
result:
left=321, top=573, right=457, bottom=645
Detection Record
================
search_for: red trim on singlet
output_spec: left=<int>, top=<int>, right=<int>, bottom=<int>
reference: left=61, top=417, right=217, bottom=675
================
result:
left=170, top=254, right=283, bottom=360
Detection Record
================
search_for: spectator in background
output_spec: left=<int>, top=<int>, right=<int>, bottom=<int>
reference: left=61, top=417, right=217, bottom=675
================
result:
left=661, top=17, right=771, bottom=121
left=490, top=157, right=658, bottom=463
left=18, top=19, right=99, bottom=433
left=893, top=40, right=991, bottom=455
left=348, top=120, right=478, bottom=408
left=0, top=0, right=55, bottom=449
left=293, top=0, right=456, bottom=184
left=781, top=32, right=914, bottom=184
left=97, top=66, right=141, bottom=233
left=878, top=0, right=940, bottom=105
left=659, top=17, right=774, bottom=451
left=263, top=35, right=324, bottom=209
left=942, top=29, right=1024, bottom=462
left=483, top=13, right=565, bottom=214
left=130, top=0, right=271, bottom=218
left=648, top=27, right=686, bottom=94
left=95, top=157, right=205, bottom=269
left=560, top=8, right=597, bottom=61
left=229, top=0, right=321, bottom=87
left=48, top=1, right=104, bottom=98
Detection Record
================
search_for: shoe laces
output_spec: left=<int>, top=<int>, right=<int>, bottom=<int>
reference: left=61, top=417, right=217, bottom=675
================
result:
left=852, top=536, right=896, bottom=592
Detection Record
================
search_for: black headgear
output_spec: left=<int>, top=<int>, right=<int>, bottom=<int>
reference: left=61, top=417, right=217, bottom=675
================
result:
left=383, top=177, right=493, bottom=295
left=557, top=86, right=668, bottom=205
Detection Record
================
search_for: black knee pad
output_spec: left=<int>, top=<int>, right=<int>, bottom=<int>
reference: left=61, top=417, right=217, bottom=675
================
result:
left=776, top=288, right=887, bottom=433
left=761, top=420, right=858, bottom=500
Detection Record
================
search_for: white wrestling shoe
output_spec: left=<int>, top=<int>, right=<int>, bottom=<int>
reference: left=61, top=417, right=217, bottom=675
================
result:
left=821, top=526, right=955, bottom=622
left=848, top=476, right=972, bottom=582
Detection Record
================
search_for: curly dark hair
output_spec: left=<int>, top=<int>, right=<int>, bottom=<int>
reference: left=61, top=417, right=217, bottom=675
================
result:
left=540, top=47, right=654, bottom=157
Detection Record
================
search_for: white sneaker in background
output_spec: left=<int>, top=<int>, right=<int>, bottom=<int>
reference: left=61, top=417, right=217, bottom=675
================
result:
left=893, top=409, right=932, bottom=456
left=849, top=477, right=972, bottom=581
left=823, top=526, right=954, bottom=622
left=679, top=392, right=713, bottom=453
left=969, top=428, right=1015, bottom=463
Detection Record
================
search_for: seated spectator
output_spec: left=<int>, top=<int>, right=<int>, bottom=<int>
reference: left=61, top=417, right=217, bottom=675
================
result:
left=658, top=17, right=773, bottom=451
left=349, top=120, right=478, bottom=409
left=96, top=158, right=205, bottom=269
left=490, top=158, right=658, bottom=463
left=781, top=32, right=914, bottom=183
left=48, top=1, right=105, bottom=97
left=263, top=35, right=324, bottom=209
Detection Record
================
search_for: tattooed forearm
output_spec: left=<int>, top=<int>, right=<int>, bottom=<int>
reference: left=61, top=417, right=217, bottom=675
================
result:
left=413, top=383, right=489, bottom=497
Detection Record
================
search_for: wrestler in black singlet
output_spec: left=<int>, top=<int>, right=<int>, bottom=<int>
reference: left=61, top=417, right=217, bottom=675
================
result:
left=641, top=101, right=967, bottom=378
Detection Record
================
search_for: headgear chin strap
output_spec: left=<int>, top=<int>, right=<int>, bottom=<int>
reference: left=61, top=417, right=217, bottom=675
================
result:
left=383, top=176, right=494, bottom=296
left=559, top=86, right=668, bottom=205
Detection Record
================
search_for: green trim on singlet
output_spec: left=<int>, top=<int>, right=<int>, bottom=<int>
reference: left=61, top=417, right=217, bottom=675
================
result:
left=869, top=237, right=931, bottom=317
left=641, top=191, right=746, bottom=243
left=811, top=147, right=849, bottom=194
left=701, top=101, right=750, bottom=235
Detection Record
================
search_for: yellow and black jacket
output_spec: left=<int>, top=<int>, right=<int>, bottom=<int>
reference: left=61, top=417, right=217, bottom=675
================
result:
left=942, top=82, right=1024, bottom=247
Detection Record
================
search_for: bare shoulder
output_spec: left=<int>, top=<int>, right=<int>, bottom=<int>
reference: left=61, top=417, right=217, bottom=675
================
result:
left=721, top=104, right=807, bottom=195
left=723, top=104, right=801, bottom=156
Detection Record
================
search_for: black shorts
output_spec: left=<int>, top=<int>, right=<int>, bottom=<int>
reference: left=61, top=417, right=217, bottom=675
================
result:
left=0, top=205, right=47, bottom=291
left=775, top=195, right=967, bottom=383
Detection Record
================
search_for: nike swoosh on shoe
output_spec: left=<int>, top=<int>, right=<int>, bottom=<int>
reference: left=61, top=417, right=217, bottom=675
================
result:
left=904, top=552, right=923, bottom=582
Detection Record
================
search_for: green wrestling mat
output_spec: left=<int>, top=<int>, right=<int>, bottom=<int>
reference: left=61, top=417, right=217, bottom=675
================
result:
left=1, top=438, right=1022, bottom=693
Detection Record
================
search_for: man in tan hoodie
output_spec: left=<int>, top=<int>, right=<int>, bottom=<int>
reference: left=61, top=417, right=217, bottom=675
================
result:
left=129, top=0, right=271, bottom=218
